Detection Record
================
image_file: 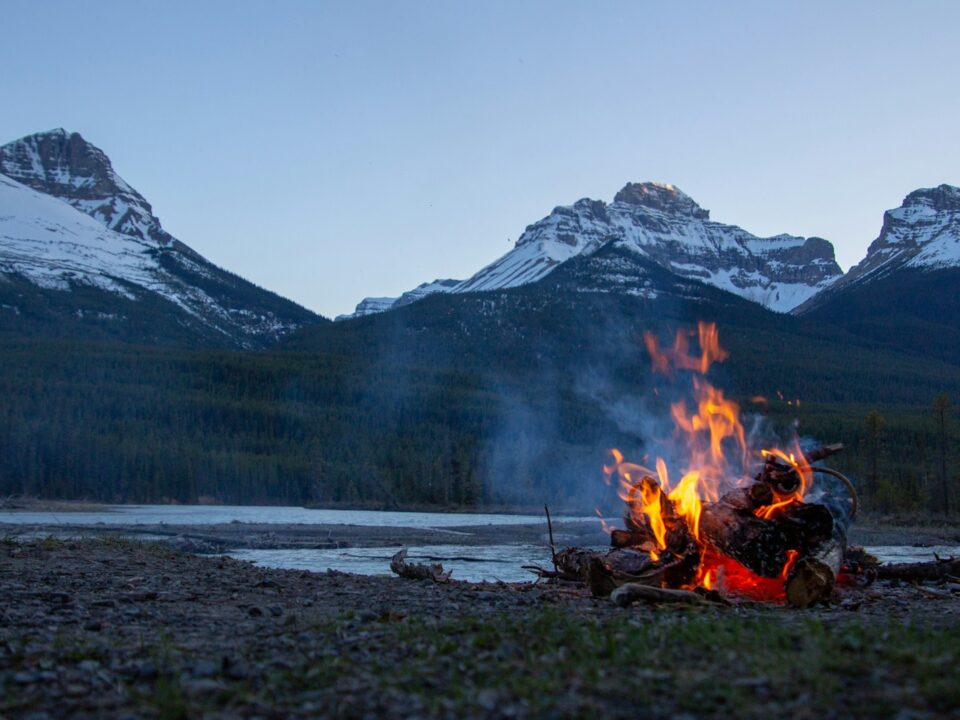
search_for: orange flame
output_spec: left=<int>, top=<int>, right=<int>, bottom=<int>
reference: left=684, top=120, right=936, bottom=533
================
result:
left=604, top=322, right=812, bottom=601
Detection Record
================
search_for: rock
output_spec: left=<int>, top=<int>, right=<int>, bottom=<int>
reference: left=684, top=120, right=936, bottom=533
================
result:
left=190, top=659, right=217, bottom=678
left=247, top=606, right=263, bottom=617
left=182, top=678, right=225, bottom=697
left=477, top=688, right=500, bottom=711
left=222, top=657, right=250, bottom=680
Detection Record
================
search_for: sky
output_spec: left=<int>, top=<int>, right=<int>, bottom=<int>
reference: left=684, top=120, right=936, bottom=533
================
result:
left=1, top=1, right=958, bottom=319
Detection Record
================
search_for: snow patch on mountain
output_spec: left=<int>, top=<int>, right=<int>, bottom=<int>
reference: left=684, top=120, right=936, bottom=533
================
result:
left=0, top=172, right=226, bottom=322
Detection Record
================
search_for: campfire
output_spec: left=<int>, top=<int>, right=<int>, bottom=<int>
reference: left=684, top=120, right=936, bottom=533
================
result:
left=553, top=322, right=859, bottom=607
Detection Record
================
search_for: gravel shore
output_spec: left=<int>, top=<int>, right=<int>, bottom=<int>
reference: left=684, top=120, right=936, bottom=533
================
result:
left=2, top=538, right=959, bottom=718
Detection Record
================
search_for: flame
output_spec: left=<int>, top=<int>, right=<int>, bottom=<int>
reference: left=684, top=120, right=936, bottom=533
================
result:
left=667, top=471, right=702, bottom=541
left=755, top=445, right=813, bottom=520
left=644, top=321, right=729, bottom=375
left=604, top=322, right=812, bottom=601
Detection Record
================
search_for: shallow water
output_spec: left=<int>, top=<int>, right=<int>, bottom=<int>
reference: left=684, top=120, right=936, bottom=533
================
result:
left=0, top=505, right=580, bottom=528
left=228, top=544, right=555, bottom=583
left=230, top=544, right=960, bottom=584
left=3, top=504, right=955, bottom=584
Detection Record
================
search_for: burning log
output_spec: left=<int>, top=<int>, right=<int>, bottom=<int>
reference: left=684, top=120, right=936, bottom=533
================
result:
left=390, top=548, right=451, bottom=582
left=756, top=443, right=845, bottom=494
left=610, top=529, right=656, bottom=549
left=587, top=549, right=699, bottom=597
left=698, top=484, right=835, bottom=578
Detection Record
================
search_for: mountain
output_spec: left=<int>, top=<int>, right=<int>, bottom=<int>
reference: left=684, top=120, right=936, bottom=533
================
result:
left=335, top=278, right=460, bottom=321
left=797, top=184, right=960, bottom=364
left=342, top=182, right=843, bottom=318
left=0, top=129, right=324, bottom=346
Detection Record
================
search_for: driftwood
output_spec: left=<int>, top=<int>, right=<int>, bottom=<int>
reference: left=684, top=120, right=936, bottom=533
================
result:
left=611, top=583, right=707, bottom=607
left=389, top=548, right=451, bottom=582
left=876, top=557, right=960, bottom=582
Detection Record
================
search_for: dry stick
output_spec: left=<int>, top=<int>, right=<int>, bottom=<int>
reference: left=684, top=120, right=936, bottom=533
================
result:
left=544, top=504, right=558, bottom=573
left=610, top=583, right=707, bottom=607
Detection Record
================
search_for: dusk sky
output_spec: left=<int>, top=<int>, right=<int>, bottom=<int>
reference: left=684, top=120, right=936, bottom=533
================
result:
left=2, top=0, right=958, bottom=319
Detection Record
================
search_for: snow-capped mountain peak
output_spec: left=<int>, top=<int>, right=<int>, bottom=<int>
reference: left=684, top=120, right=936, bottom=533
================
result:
left=0, top=129, right=176, bottom=250
left=805, top=183, right=960, bottom=301
left=0, top=129, right=321, bottom=345
left=341, top=181, right=843, bottom=318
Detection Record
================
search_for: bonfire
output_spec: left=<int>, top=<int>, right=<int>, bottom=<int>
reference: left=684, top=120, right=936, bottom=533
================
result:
left=551, top=322, right=860, bottom=607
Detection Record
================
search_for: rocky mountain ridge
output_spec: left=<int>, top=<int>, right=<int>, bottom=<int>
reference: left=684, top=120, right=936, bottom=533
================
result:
left=342, top=182, right=844, bottom=319
left=798, top=184, right=960, bottom=311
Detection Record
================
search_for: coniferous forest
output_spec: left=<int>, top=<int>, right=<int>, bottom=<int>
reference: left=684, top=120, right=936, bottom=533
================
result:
left=2, top=282, right=958, bottom=514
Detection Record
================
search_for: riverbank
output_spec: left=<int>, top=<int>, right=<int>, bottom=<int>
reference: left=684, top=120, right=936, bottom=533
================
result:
left=3, top=515, right=959, bottom=553
left=1, top=538, right=959, bottom=718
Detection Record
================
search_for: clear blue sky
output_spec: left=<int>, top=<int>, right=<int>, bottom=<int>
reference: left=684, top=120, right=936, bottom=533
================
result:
left=2, top=1, right=957, bottom=318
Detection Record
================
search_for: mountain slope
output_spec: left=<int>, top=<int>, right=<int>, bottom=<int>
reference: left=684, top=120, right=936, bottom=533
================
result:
left=0, top=129, right=324, bottom=346
left=798, top=184, right=960, bottom=364
left=342, top=182, right=842, bottom=318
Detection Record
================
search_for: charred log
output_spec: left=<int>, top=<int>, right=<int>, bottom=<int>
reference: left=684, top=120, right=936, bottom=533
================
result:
left=756, top=443, right=845, bottom=494
left=610, top=529, right=656, bottom=549
left=699, top=488, right=835, bottom=579
left=588, top=547, right=699, bottom=597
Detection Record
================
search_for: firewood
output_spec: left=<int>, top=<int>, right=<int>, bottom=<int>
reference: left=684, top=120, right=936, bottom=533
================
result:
left=876, top=557, right=960, bottom=583
left=610, top=583, right=707, bottom=607
left=699, top=498, right=792, bottom=577
left=553, top=547, right=599, bottom=581
left=587, top=548, right=699, bottom=597
left=389, top=548, right=451, bottom=582
left=610, top=528, right=656, bottom=549
left=784, top=513, right=846, bottom=608
left=699, top=486, right=835, bottom=578
left=756, top=443, right=844, bottom=494
left=785, top=557, right=835, bottom=607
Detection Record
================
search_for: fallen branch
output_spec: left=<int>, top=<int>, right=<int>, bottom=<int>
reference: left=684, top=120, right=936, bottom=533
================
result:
left=389, top=548, right=451, bottom=582
left=877, top=557, right=960, bottom=583
left=611, top=583, right=707, bottom=607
